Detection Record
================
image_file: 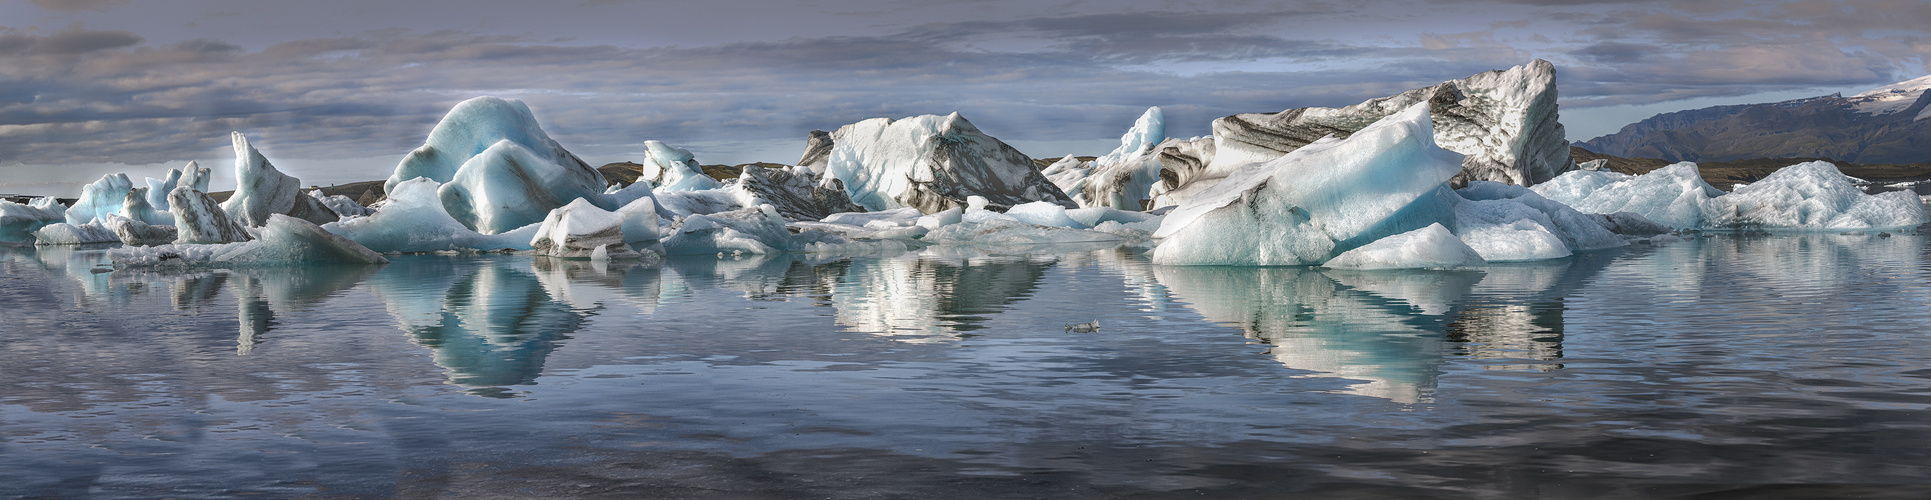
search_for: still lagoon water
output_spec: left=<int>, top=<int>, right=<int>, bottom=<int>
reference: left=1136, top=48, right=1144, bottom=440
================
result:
left=4, top=229, right=1931, bottom=498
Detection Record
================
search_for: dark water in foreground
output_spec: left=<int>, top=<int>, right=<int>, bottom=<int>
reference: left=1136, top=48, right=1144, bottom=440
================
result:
left=4, top=232, right=1931, bottom=499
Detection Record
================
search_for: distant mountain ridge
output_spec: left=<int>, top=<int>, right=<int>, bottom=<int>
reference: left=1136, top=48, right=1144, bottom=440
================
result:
left=1578, top=76, right=1931, bottom=164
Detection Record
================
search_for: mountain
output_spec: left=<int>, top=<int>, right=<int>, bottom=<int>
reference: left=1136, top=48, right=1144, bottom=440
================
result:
left=1577, top=76, right=1931, bottom=163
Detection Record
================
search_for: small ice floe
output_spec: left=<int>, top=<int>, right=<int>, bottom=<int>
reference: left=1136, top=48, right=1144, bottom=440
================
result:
left=1065, top=320, right=1100, bottom=333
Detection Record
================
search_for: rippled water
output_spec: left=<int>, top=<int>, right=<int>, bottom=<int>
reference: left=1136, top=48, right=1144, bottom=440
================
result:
left=4, top=231, right=1931, bottom=498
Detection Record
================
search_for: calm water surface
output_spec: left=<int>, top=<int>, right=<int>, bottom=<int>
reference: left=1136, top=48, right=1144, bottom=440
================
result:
left=3, top=230, right=1931, bottom=498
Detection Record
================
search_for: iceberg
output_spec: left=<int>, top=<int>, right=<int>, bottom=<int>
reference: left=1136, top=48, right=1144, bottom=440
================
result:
left=113, top=214, right=388, bottom=267
left=634, top=141, right=720, bottom=192
left=1704, top=161, right=1928, bottom=230
left=33, top=221, right=120, bottom=245
left=170, top=187, right=254, bottom=244
left=389, top=97, right=610, bottom=234
left=1144, top=137, right=1218, bottom=209
left=310, top=190, right=375, bottom=218
left=1533, top=160, right=1928, bottom=230
left=1529, top=162, right=1719, bottom=229
left=822, top=207, right=924, bottom=228
left=143, top=168, right=183, bottom=211
left=1157, top=60, right=1569, bottom=208
left=221, top=132, right=340, bottom=227
left=1152, top=103, right=1465, bottom=266
left=817, top=112, right=1073, bottom=213
left=321, top=178, right=537, bottom=252
left=0, top=197, right=65, bottom=244
left=104, top=213, right=177, bottom=247
left=661, top=205, right=795, bottom=255
left=388, top=97, right=592, bottom=192
left=530, top=198, right=645, bottom=260
left=65, top=173, right=133, bottom=225
left=1003, top=201, right=1090, bottom=229
left=1322, top=223, right=1485, bottom=270
left=1152, top=103, right=1630, bottom=267
left=437, top=138, right=612, bottom=235
left=120, top=187, right=175, bottom=226
left=1043, top=107, right=1170, bottom=210
left=923, top=197, right=1123, bottom=249
left=729, top=164, right=865, bottom=221
left=614, top=196, right=664, bottom=245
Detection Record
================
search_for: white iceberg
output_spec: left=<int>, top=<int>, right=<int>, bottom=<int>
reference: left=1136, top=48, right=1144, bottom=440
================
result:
left=221, top=132, right=339, bottom=227
left=310, top=190, right=375, bottom=218
left=65, top=173, right=133, bottom=225
left=1003, top=201, right=1090, bottom=229
left=530, top=198, right=645, bottom=259
left=818, top=112, right=1073, bottom=213
left=170, top=187, right=253, bottom=244
left=104, top=213, right=176, bottom=247
left=0, top=197, right=66, bottom=244
left=634, top=140, right=720, bottom=192
left=1533, top=160, right=1928, bottom=230
left=1152, top=103, right=1465, bottom=266
left=729, top=164, right=865, bottom=221
left=120, top=187, right=176, bottom=227
left=33, top=221, right=120, bottom=245
left=1322, top=223, right=1485, bottom=270
left=388, top=97, right=611, bottom=234
left=661, top=205, right=796, bottom=255
left=438, top=137, right=613, bottom=234
left=113, top=214, right=388, bottom=267
left=322, top=178, right=537, bottom=252
left=1044, top=107, right=1169, bottom=210
left=1153, top=103, right=1631, bottom=267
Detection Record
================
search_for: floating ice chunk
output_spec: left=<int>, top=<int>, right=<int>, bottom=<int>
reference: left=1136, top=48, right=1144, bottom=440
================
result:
left=1705, top=161, right=1928, bottom=230
left=104, top=213, right=177, bottom=246
left=789, top=220, right=929, bottom=242
left=818, top=112, right=1073, bottom=212
left=1065, top=207, right=1157, bottom=228
left=1003, top=201, right=1090, bottom=229
left=1530, top=162, right=1719, bottom=229
left=530, top=198, right=645, bottom=259
left=1538, top=160, right=1928, bottom=230
left=922, top=211, right=1123, bottom=248
left=1322, top=223, right=1485, bottom=270
left=789, top=227, right=920, bottom=256
left=389, top=97, right=610, bottom=234
left=730, top=165, right=865, bottom=220
left=662, top=205, right=795, bottom=255
left=120, top=187, right=175, bottom=226
left=0, top=197, right=66, bottom=244
left=170, top=187, right=253, bottom=244
left=915, top=207, right=963, bottom=231
left=438, top=138, right=614, bottom=235
left=222, top=132, right=339, bottom=227
left=388, top=97, right=590, bottom=192
left=66, top=173, right=133, bottom=225
left=823, top=207, right=924, bottom=227
left=603, top=180, right=655, bottom=209
left=636, top=141, right=720, bottom=192
left=1068, top=107, right=1168, bottom=210
left=322, top=178, right=536, bottom=252
left=34, top=221, right=120, bottom=245
left=309, top=190, right=375, bottom=218
left=114, top=214, right=388, bottom=267
left=651, top=189, right=742, bottom=219
left=143, top=168, right=183, bottom=211
left=1456, top=181, right=1626, bottom=253
left=615, top=196, right=663, bottom=244
left=1451, top=203, right=1572, bottom=262
left=1152, top=103, right=1465, bottom=266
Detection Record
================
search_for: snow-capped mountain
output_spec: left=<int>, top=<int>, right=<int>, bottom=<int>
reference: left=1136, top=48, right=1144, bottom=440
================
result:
left=1578, top=75, right=1931, bottom=163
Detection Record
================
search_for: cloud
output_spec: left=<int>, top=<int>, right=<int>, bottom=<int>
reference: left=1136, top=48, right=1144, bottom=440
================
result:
left=28, top=0, right=134, bottom=12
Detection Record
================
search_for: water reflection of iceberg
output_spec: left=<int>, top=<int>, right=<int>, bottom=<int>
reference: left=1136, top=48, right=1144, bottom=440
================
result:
left=823, top=254, right=1054, bottom=342
left=364, top=258, right=585, bottom=396
left=1155, top=266, right=1465, bottom=403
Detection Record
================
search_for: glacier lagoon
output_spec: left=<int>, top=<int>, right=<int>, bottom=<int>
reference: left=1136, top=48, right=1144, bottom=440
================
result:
left=6, top=229, right=1931, bottom=498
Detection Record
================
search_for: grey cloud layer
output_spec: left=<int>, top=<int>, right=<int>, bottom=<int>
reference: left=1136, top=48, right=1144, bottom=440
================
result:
left=1, top=0, right=1925, bottom=170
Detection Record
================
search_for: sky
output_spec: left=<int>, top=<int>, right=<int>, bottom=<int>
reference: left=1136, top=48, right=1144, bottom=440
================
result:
left=2, top=0, right=1926, bottom=197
